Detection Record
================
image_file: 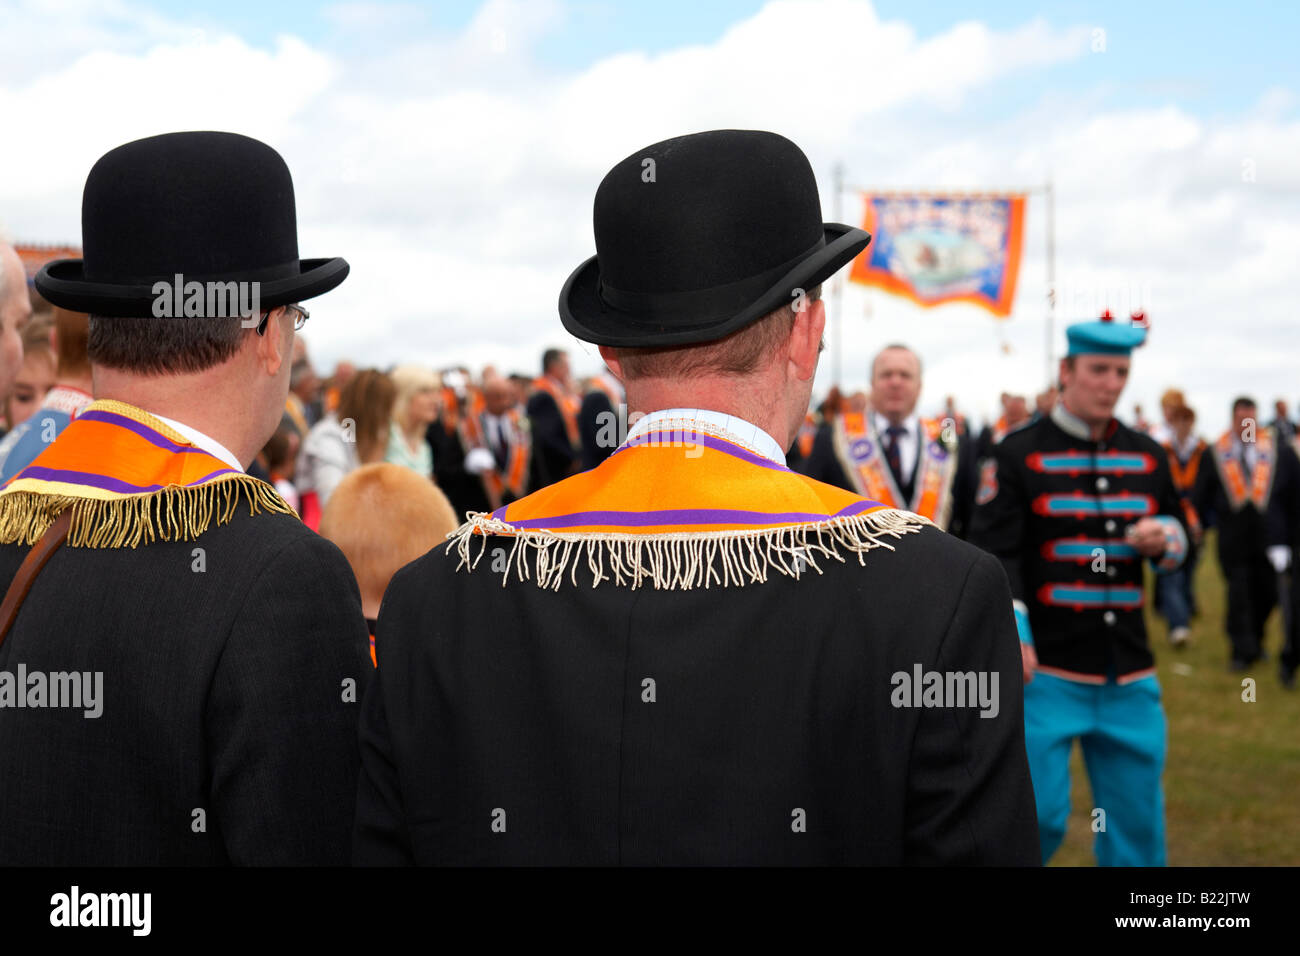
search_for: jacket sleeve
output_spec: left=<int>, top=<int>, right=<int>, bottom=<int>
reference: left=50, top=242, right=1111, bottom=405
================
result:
left=903, top=551, right=1040, bottom=864
left=1192, top=445, right=1219, bottom=531
left=353, top=562, right=421, bottom=865
left=206, top=530, right=370, bottom=864
left=1269, top=440, right=1299, bottom=549
left=1148, top=441, right=1191, bottom=573
left=968, top=438, right=1029, bottom=605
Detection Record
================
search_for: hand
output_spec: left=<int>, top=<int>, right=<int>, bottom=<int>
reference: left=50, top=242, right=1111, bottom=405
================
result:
left=1021, top=641, right=1038, bottom=684
left=1268, top=545, right=1292, bottom=574
left=463, top=447, right=496, bottom=475
left=1126, top=518, right=1168, bottom=558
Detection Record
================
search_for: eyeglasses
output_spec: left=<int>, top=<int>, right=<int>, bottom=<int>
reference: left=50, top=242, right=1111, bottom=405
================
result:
left=256, top=303, right=310, bottom=336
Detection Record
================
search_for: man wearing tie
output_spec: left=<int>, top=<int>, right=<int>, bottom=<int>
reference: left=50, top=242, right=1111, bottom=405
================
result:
left=802, top=343, right=975, bottom=537
left=1195, top=397, right=1281, bottom=670
left=459, top=376, right=531, bottom=515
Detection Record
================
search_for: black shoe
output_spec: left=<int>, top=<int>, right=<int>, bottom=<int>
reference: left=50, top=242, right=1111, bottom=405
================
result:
left=1229, top=659, right=1249, bottom=673
left=1281, top=665, right=1296, bottom=690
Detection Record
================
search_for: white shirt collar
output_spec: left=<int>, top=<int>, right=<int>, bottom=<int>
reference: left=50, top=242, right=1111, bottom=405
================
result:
left=151, top=413, right=244, bottom=472
left=873, top=411, right=919, bottom=438
left=1050, top=401, right=1096, bottom=441
left=623, top=408, right=787, bottom=466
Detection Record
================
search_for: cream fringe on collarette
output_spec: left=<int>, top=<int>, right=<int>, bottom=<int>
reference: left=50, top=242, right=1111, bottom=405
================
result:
left=445, top=507, right=935, bottom=591
left=0, top=476, right=296, bottom=549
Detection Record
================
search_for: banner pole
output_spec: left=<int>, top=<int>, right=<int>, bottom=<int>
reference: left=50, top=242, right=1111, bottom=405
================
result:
left=1045, top=179, right=1057, bottom=387
left=832, top=163, right=845, bottom=388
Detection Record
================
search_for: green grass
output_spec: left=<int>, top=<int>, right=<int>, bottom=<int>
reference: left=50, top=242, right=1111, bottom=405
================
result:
left=1050, top=531, right=1300, bottom=865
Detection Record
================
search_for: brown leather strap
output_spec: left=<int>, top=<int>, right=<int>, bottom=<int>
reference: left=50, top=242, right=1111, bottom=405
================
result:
left=0, top=509, right=73, bottom=648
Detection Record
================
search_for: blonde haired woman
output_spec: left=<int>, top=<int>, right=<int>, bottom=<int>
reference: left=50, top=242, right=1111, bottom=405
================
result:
left=385, top=364, right=441, bottom=478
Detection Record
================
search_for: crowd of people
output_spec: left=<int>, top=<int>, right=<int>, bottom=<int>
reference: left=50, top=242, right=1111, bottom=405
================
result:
left=0, top=128, right=1296, bottom=868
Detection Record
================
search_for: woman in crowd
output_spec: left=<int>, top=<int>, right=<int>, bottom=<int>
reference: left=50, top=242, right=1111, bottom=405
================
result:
left=384, top=364, right=441, bottom=478
left=297, top=367, right=395, bottom=527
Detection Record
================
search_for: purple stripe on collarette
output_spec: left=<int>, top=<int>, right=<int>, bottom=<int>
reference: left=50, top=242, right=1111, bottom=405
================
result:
left=618, top=429, right=791, bottom=472
left=77, top=409, right=210, bottom=455
left=503, top=506, right=877, bottom=530
left=16, top=465, right=241, bottom=494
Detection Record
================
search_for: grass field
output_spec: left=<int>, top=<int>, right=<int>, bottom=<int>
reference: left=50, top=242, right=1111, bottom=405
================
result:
left=1050, top=530, right=1300, bottom=866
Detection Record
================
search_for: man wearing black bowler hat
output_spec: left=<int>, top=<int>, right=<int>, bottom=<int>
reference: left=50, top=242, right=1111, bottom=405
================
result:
left=357, top=129, right=1038, bottom=865
left=0, top=131, right=369, bottom=864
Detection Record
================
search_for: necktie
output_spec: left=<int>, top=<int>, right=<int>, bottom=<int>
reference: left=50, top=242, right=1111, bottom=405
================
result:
left=884, top=424, right=907, bottom=490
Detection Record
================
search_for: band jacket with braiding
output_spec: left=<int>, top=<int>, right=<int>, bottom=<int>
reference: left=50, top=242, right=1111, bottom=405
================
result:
left=969, top=405, right=1189, bottom=683
left=355, top=411, right=1040, bottom=865
left=0, top=400, right=369, bottom=865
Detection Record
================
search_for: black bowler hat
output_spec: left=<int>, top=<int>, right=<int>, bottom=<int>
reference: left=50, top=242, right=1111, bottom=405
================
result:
left=559, top=129, right=870, bottom=347
left=36, top=131, right=348, bottom=317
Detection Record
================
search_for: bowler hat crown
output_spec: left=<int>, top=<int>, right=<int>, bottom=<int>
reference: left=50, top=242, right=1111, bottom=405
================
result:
left=36, top=131, right=347, bottom=316
left=559, top=129, right=870, bottom=347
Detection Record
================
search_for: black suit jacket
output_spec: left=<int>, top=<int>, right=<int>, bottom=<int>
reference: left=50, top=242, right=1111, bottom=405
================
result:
left=0, top=504, right=369, bottom=865
left=1194, top=441, right=1275, bottom=568
left=526, top=391, right=578, bottom=490
left=355, top=525, right=1039, bottom=865
left=579, top=391, right=616, bottom=471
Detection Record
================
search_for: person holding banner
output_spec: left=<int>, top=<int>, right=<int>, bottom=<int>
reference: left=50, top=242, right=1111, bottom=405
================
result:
left=969, top=314, right=1189, bottom=867
left=802, top=343, right=977, bottom=537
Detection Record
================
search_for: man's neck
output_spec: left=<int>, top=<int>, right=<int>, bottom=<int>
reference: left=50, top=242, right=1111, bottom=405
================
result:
left=54, top=373, right=94, bottom=395
left=625, top=377, right=792, bottom=452
left=92, top=371, right=261, bottom=468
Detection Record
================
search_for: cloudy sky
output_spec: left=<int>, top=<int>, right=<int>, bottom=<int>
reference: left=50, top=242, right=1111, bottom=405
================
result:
left=1, top=0, right=1296, bottom=430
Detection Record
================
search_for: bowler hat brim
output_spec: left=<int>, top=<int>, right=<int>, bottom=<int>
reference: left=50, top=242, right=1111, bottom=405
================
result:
left=34, top=256, right=349, bottom=318
left=558, top=223, right=870, bottom=348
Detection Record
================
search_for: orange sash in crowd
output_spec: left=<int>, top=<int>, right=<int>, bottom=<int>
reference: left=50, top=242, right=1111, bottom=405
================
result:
left=531, top=375, right=580, bottom=449
left=0, top=399, right=293, bottom=548
left=795, top=413, right=817, bottom=460
left=1211, top=428, right=1276, bottom=512
left=446, top=422, right=931, bottom=590
left=830, top=413, right=960, bottom=530
left=459, top=390, right=530, bottom=510
left=1163, top=437, right=1206, bottom=538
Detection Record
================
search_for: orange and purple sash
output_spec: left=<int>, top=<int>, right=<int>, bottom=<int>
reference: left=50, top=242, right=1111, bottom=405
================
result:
left=0, top=399, right=293, bottom=548
left=448, top=423, right=931, bottom=589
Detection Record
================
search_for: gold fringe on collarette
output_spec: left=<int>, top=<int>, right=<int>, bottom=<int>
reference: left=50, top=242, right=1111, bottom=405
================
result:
left=0, top=475, right=297, bottom=549
left=444, top=507, right=935, bottom=591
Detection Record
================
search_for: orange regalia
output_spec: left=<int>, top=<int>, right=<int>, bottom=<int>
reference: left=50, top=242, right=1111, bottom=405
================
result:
left=458, top=390, right=531, bottom=512
left=1210, top=427, right=1277, bottom=513
left=0, top=400, right=293, bottom=547
left=1163, top=436, right=1207, bottom=537
left=531, top=375, right=581, bottom=450
left=830, top=412, right=960, bottom=529
left=447, top=416, right=931, bottom=590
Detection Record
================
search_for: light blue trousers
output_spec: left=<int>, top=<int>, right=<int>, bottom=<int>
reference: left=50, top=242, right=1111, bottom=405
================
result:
left=1023, top=671, right=1167, bottom=866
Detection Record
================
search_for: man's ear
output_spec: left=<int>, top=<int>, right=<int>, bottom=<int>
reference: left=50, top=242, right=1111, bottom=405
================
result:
left=789, top=298, right=825, bottom=382
left=254, top=307, right=290, bottom=376
left=597, top=345, right=624, bottom=382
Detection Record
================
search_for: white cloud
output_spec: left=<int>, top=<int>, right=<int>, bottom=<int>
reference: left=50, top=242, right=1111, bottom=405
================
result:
left=0, top=0, right=1295, bottom=431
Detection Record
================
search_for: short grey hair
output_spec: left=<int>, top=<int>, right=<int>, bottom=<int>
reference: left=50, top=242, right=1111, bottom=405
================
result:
left=871, top=343, right=922, bottom=379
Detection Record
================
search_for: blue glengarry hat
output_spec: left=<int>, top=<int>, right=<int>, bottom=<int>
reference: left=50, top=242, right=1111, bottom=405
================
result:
left=1066, top=309, right=1148, bottom=356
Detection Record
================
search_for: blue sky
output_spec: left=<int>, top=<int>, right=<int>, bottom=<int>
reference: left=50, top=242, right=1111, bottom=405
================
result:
left=150, top=0, right=1298, bottom=118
